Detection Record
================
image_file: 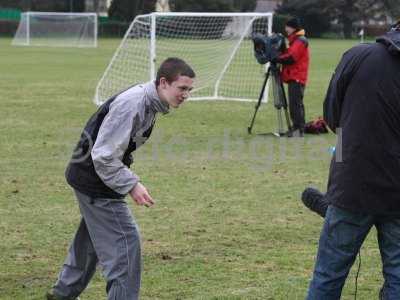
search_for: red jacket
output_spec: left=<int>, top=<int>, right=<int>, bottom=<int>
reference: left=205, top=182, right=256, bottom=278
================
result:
left=279, top=30, right=310, bottom=85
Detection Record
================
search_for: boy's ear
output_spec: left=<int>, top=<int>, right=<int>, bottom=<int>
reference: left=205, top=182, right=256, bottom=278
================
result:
left=159, top=77, right=167, bottom=87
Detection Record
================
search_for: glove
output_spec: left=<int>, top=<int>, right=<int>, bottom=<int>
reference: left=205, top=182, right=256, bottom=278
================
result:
left=270, top=56, right=282, bottom=64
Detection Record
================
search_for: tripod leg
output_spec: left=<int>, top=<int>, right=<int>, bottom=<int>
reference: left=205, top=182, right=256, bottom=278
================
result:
left=270, top=67, right=289, bottom=136
left=279, top=81, right=292, bottom=131
left=284, top=108, right=291, bottom=131
left=248, top=70, right=270, bottom=134
left=276, top=108, right=285, bottom=135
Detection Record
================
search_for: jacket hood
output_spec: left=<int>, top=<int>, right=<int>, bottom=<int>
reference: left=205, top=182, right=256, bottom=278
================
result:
left=288, top=29, right=306, bottom=43
left=145, top=81, right=169, bottom=115
left=296, top=29, right=306, bottom=36
left=376, top=30, right=400, bottom=56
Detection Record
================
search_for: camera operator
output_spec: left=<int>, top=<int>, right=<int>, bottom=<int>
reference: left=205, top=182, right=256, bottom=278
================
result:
left=274, top=17, right=310, bottom=137
left=304, top=21, right=400, bottom=299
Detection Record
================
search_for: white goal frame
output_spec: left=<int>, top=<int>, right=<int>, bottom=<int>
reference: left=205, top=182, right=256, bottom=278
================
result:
left=94, top=12, right=273, bottom=105
left=12, top=12, right=98, bottom=48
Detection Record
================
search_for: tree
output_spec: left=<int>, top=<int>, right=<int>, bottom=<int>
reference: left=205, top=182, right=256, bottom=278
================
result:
left=327, top=0, right=385, bottom=39
left=108, top=0, right=256, bottom=21
left=108, top=0, right=156, bottom=21
left=278, top=0, right=389, bottom=39
left=0, top=0, right=23, bottom=9
left=0, top=0, right=86, bottom=12
left=383, top=0, right=400, bottom=19
left=171, top=0, right=233, bottom=12
left=332, top=0, right=358, bottom=38
left=68, top=0, right=86, bottom=12
left=276, top=0, right=331, bottom=37
left=171, top=0, right=256, bottom=12
left=232, top=0, right=257, bottom=12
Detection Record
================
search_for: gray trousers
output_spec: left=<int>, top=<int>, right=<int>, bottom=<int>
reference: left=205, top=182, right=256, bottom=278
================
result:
left=53, top=189, right=141, bottom=300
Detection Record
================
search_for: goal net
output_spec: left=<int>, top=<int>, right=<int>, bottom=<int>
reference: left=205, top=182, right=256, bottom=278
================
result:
left=94, top=12, right=273, bottom=104
left=12, top=12, right=97, bottom=48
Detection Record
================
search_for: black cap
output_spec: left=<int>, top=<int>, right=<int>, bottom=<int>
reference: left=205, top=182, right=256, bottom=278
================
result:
left=286, top=17, right=301, bottom=30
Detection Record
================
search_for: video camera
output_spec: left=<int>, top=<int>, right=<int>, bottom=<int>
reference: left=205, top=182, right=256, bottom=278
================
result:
left=247, top=33, right=291, bottom=135
left=252, top=33, right=286, bottom=65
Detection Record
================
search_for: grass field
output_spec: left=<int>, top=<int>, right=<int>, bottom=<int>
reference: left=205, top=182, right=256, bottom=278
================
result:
left=0, top=37, right=384, bottom=300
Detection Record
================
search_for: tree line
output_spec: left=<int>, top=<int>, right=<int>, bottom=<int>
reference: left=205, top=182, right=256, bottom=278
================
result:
left=277, top=0, right=400, bottom=38
left=0, top=0, right=399, bottom=38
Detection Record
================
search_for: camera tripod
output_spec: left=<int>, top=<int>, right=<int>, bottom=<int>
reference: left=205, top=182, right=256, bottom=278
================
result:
left=247, top=63, right=292, bottom=135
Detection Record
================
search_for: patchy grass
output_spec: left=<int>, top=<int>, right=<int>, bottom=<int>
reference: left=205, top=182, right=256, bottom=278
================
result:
left=0, top=37, right=383, bottom=299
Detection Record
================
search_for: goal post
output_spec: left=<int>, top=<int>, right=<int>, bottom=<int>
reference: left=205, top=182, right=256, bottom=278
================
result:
left=12, top=12, right=98, bottom=48
left=94, top=12, right=273, bottom=105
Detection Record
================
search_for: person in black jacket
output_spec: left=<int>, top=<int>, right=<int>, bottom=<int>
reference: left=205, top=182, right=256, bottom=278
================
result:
left=306, top=22, right=400, bottom=300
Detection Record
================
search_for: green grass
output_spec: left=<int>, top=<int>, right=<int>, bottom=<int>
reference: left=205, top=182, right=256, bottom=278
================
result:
left=0, top=37, right=384, bottom=299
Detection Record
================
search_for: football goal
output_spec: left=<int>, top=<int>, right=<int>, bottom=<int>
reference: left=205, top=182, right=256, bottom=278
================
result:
left=12, top=12, right=97, bottom=48
left=94, top=12, right=273, bottom=104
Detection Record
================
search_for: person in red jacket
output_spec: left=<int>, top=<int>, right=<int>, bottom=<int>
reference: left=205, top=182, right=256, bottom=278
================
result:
left=276, top=17, right=310, bottom=137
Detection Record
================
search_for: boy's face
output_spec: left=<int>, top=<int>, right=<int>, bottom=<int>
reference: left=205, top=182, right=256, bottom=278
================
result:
left=158, top=75, right=194, bottom=108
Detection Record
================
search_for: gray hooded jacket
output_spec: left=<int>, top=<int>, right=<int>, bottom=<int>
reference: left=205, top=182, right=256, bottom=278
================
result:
left=65, top=81, right=169, bottom=199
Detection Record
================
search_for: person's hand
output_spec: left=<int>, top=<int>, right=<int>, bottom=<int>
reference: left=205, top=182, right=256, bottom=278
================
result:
left=129, top=182, right=154, bottom=207
left=271, top=56, right=281, bottom=64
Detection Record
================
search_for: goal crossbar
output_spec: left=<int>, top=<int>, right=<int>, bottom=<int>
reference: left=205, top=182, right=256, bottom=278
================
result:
left=94, top=12, right=273, bottom=105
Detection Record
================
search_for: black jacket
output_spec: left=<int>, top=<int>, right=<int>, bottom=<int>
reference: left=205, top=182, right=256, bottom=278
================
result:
left=324, top=30, right=400, bottom=216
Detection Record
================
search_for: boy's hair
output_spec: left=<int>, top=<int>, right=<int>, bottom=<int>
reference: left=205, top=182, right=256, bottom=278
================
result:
left=155, top=57, right=195, bottom=86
